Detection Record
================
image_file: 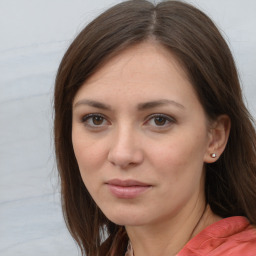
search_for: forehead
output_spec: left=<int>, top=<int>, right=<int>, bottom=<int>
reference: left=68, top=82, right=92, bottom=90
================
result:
left=73, top=42, right=197, bottom=107
left=85, top=42, right=187, bottom=84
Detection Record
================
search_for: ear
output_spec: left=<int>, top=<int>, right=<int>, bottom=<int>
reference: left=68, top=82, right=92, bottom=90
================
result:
left=204, top=115, right=231, bottom=163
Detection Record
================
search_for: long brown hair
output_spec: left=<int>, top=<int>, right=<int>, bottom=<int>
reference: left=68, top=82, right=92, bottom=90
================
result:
left=54, top=0, right=256, bottom=255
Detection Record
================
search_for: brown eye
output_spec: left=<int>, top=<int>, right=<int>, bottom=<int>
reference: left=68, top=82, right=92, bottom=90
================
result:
left=82, top=114, right=109, bottom=128
left=154, top=116, right=167, bottom=126
left=92, top=116, right=104, bottom=125
left=145, top=114, right=175, bottom=129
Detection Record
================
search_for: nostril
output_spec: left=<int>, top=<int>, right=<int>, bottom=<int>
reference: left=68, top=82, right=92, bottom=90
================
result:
left=107, top=148, right=144, bottom=168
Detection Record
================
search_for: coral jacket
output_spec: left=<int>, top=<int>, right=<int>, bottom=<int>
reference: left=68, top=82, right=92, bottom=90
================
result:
left=126, top=216, right=256, bottom=256
left=177, top=216, right=256, bottom=256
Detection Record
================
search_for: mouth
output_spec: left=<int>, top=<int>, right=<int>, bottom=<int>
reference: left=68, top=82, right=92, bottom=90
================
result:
left=105, top=179, right=152, bottom=199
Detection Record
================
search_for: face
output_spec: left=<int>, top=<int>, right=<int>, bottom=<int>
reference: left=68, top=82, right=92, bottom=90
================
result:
left=72, top=42, right=213, bottom=228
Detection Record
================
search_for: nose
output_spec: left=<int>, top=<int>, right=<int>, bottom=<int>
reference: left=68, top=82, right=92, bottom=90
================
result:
left=107, top=126, right=144, bottom=169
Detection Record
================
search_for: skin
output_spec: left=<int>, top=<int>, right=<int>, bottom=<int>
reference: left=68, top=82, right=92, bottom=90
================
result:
left=72, top=42, right=230, bottom=256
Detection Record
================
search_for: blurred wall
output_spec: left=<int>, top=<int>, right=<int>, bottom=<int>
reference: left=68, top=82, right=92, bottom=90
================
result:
left=0, top=0, right=255, bottom=255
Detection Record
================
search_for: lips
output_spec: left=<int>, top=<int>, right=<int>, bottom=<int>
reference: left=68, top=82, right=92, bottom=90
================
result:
left=106, top=179, right=152, bottom=199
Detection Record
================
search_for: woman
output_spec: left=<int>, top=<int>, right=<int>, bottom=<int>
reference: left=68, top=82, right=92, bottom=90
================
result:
left=54, top=0, right=256, bottom=255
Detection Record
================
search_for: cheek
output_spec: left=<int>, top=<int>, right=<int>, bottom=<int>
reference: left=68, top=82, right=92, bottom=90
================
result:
left=72, top=129, right=107, bottom=183
left=149, top=135, right=206, bottom=207
left=149, top=131, right=208, bottom=179
left=72, top=144, right=105, bottom=200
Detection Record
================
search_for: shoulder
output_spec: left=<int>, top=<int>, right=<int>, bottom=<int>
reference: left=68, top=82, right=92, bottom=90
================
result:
left=178, top=216, right=256, bottom=256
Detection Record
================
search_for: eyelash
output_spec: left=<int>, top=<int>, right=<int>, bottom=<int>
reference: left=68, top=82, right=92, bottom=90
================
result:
left=81, top=113, right=109, bottom=128
left=81, top=113, right=176, bottom=129
left=144, top=114, right=176, bottom=128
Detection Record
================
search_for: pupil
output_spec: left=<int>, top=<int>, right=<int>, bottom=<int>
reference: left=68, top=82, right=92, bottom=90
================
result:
left=93, top=116, right=103, bottom=125
left=154, top=117, right=166, bottom=126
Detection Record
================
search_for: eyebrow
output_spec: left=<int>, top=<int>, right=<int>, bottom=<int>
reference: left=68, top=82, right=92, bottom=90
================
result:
left=137, top=99, right=185, bottom=110
left=73, top=99, right=111, bottom=110
left=73, top=99, right=185, bottom=110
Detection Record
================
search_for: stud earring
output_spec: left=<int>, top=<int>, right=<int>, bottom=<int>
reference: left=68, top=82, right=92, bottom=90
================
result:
left=210, top=153, right=217, bottom=158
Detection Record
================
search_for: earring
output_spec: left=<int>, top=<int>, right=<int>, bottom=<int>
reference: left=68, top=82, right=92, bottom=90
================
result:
left=210, top=153, right=217, bottom=158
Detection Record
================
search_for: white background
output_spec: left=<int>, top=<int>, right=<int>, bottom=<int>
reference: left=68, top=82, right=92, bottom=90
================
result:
left=0, top=0, right=255, bottom=255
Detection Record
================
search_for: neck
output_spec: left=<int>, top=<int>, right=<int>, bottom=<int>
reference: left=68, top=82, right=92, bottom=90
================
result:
left=125, top=204, right=221, bottom=256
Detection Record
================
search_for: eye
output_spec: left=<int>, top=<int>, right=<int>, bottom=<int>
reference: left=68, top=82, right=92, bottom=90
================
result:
left=153, top=116, right=168, bottom=126
left=82, top=114, right=110, bottom=128
left=145, top=114, right=175, bottom=128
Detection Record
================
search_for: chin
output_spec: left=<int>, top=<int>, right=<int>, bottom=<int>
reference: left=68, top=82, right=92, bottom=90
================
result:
left=109, top=217, right=144, bottom=227
left=104, top=209, right=149, bottom=227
